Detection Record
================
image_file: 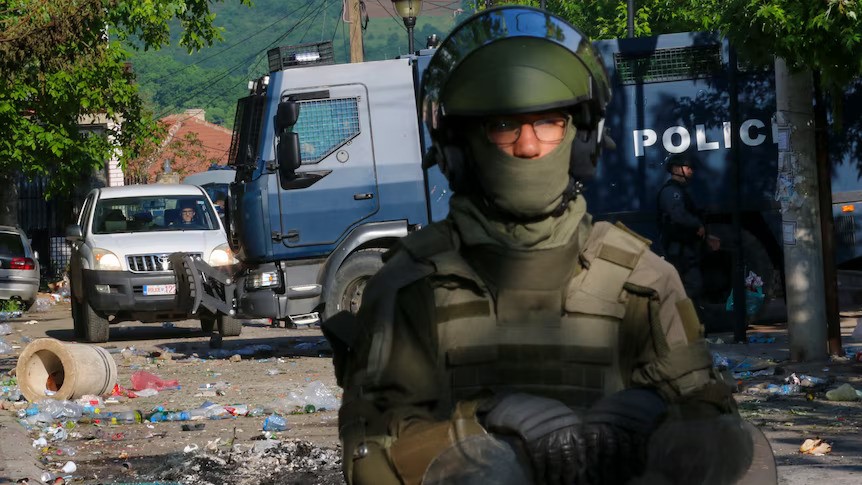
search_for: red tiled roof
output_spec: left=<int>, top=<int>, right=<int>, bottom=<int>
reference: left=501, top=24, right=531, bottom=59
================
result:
left=136, top=110, right=233, bottom=182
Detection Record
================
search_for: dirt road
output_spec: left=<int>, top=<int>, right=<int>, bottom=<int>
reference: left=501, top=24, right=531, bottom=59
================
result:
left=2, top=298, right=862, bottom=484
left=1, top=298, right=343, bottom=484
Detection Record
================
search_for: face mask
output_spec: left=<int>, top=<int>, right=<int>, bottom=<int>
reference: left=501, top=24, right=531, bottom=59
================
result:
left=467, top=119, right=576, bottom=219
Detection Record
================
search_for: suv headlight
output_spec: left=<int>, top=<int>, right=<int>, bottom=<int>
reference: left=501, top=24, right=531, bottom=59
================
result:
left=93, top=248, right=122, bottom=271
left=208, top=243, right=235, bottom=267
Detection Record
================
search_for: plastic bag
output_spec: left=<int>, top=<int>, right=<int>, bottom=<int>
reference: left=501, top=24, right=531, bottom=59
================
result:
left=130, top=371, right=180, bottom=391
left=725, top=286, right=765, bottom=317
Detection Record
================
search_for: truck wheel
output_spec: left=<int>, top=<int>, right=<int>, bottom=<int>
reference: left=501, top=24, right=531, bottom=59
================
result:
left=324, top=249, right=385, bottom=319
left=200, top=316, right=216, bottom=333
left=82, top=299, right=109, bottom=343
left=218, top=314, right=242, bottom=337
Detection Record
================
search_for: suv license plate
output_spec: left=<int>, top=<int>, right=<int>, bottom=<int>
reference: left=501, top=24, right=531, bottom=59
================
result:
left=143, top=284, right=176, bottom=296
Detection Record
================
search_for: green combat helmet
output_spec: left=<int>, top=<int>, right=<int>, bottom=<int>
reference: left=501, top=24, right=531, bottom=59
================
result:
left=420, top=6, right=612, bottom=196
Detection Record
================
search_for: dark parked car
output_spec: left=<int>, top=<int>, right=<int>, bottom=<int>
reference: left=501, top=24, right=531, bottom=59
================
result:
left=0, top=225, right=41, bottom=310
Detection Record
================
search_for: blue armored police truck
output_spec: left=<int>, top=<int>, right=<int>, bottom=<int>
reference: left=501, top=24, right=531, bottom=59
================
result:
left=172, top=41, right=450, bottom=330
left=174, top=33, right=862, bottom=333
left=590, top=32, right=862, bottom=323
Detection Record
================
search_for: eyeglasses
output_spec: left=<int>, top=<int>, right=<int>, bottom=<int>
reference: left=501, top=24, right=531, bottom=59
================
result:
left=483, top=115, right=569, bottom=146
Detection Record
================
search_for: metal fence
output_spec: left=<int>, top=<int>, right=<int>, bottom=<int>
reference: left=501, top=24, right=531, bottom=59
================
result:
left=16, top=176, right=75, bottom=283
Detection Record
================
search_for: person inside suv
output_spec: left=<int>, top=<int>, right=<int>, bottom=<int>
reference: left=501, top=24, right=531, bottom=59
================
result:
left=171, top=200, right=203, bottom=228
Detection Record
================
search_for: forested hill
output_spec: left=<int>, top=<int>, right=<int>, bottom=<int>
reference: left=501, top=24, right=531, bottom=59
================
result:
left=129, top=0, right=464, bottom=128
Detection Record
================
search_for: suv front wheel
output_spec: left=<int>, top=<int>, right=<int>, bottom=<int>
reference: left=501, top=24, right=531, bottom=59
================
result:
left=73, top=297, right=109, bottom=343
left=218, top=314, right=242, bottom=337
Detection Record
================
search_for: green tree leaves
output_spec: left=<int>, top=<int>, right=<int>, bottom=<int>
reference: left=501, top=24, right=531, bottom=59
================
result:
left=0, top=0, right=251, bottom=200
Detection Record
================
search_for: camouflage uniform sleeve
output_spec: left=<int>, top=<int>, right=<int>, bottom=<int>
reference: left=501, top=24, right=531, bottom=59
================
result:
left=626, top=250, right=736, bottom=415
left=625, top=251, right=753, bottom=483
left=337, top=277, right=444, bottom=484
left=658, top=184, right=702, bottom=230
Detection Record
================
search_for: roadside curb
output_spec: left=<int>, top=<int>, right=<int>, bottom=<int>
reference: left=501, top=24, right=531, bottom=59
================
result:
left=0, top=410, right=44, bottom=483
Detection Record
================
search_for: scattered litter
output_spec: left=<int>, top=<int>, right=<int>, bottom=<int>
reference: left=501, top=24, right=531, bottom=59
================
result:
left=0, top=323, right=12, bottom=335
left=800, top=438, right=832, bottom=455
left=183, top=444, right=199, bottom=453
left=747, top=334, right=775, bottom=344
left=24, top=320, right=38, bottom=325
left=134, top=388, right=159, bottom=397
left=263, top=414, right=288, bottom=432
left=61, top=461, right=77, bottom=474
left=0, top=338, right=12, bottom=354
left=162, top=322, right=175, bottom=329
left=271, top=380, right=340, bottom=413
left=733, top=368, right=776, bottom=380
left=208, top=344, right=273, bottom=359
left=130, top=371, right=180, bottom=391
left=745, top=383, right=799, bottom=395
left=786, top=373, right=828, bottom=388
left=825, top=383, right=860, bottom=401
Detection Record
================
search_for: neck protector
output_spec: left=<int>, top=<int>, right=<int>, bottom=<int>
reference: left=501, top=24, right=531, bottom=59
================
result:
left=467, top=119, right=577, bottom=220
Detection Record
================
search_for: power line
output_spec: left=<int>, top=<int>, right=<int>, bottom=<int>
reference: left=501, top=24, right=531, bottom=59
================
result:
left=152, top=0, right=328, bottom=121
left=148, top=4, right=313, bottom=84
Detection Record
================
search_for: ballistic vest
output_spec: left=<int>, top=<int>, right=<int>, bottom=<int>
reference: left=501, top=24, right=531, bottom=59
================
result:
left=364, top=219, right=654, bottom=413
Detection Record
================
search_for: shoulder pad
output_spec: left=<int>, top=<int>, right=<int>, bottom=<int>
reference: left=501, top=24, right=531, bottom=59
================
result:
left=582, top=221, right=649, bottom=270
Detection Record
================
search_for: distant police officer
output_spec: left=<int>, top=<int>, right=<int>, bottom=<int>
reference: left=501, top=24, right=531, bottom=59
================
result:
left=657, top=154, right=718, bottom=309
left=325, top=7, right=763, bottom=485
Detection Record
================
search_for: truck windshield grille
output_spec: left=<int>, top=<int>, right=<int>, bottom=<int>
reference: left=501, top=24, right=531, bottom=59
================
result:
left=614, top=45, right=722, bottom=85
left=294, top=97, right=360, bottom=164
left=127, top=253, right=202, bottom=273
left=229, top=95, right=266, bottom=168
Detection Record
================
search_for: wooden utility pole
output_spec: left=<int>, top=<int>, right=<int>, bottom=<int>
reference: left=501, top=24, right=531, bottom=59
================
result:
left=348, top=0, right=364, bottom=63
left=775, top=58, right=828, bottom=362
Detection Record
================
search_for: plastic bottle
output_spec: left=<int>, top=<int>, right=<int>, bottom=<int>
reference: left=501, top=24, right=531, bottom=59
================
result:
left=262, top=414, right=288, bottom=432
left=204, top=405, right=229, bottom=420
left=109, top=410, right=143, bottom=424
left=171, top=411, right=191, bottom=422
left=248, top=406, right=266, bottom=417
left=187, top=408, right=209, bottom=420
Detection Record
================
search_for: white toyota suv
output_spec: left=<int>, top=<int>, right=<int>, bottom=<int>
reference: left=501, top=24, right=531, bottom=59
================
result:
left=66, top=184, right=239, bottom=342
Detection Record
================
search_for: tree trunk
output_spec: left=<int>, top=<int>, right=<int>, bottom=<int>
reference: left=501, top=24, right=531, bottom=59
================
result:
left=774, top=59, right=828, bottom=362
left=0, top=172, right=19, bottom=227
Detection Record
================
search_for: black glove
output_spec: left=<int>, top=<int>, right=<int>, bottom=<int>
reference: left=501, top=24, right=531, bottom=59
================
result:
left=482, top=393, right=585, bottom=485
left=583, top=388, right=668, bottom=484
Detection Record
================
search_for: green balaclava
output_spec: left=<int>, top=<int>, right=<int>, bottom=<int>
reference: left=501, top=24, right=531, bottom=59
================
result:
left=466, top=118, right=576, bottom=220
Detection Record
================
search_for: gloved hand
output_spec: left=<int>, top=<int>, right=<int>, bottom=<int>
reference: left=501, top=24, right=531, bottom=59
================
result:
left=481, top=393, right=585, bottom=485
left=583, top=388, right=668, bottom=484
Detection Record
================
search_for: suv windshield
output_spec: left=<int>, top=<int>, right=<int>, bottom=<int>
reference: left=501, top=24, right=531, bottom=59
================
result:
left=93, top=196, right=219, bottom=234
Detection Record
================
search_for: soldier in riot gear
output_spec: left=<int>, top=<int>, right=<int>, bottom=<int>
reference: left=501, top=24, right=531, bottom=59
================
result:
left=324, top=6, right=769, bottom=485
left=657, top=154, right=719, bottom=312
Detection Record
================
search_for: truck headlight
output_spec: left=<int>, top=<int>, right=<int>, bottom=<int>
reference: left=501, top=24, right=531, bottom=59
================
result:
left=246, top=270, right=281, bottom=289
left=208, top=243, right=234, bottom=267
left=93, top=248, right=122, bottom=271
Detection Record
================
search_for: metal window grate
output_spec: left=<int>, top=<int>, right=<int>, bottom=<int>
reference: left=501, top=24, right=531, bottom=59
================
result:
left=228, top=95, right=266, bottom=167
left=835, top=215, right=856, bottom=246
left=614, top=45, right=722, bottom=85
left=127, top=253, right=201, bottom=273
left=294, top=97, right=360, bottom=164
